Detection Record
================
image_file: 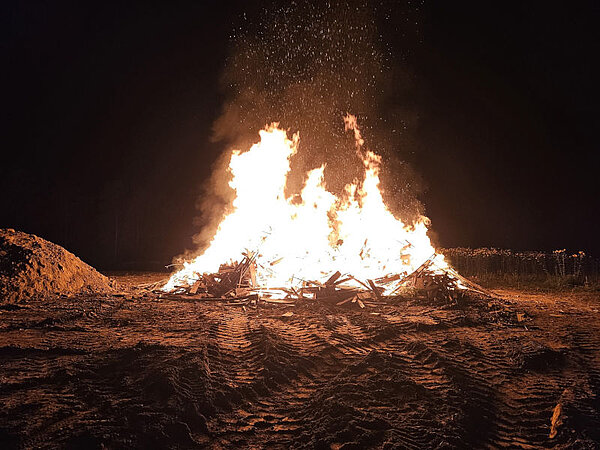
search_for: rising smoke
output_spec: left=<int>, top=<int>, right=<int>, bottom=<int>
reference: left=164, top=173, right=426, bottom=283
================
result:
left=189, top=0, right=426, bottom=256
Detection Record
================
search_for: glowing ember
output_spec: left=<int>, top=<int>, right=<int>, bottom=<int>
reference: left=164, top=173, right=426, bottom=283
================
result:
left=164, top=115, right=448, bottom=295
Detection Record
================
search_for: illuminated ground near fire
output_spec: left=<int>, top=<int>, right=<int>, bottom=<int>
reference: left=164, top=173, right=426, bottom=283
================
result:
left=1, top=275, right=599, bottom=448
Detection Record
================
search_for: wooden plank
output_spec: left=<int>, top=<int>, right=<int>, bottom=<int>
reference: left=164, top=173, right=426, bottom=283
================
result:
left=189, top=280, right=201, bottom=295
left=325, top=271, right=342, bottom=286
left=367, top=279, right=382, bottom=299
left=263, top=298, right=296, bottom=304
left=375, top=273, right=401, bottom=284
left=348, top=276, right=371, bottom=291
left=249, top=262, right=257, bottom=287
left=336, top=296, right=355, bottom=306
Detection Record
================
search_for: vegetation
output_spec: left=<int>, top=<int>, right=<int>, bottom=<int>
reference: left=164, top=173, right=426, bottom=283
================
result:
left=442, top=248, right=600, bottom=292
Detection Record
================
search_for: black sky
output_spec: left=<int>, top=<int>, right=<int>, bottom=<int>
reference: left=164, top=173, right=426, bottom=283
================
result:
left=2, top=1, right=599, bottom=269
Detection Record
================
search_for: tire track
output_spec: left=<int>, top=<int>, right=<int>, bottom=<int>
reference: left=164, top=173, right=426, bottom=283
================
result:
left=0, top=291, right=599, bottom=447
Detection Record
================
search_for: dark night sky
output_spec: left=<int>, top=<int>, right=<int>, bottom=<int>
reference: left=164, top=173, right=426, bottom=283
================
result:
left=2, top=1, right=599, bottom=269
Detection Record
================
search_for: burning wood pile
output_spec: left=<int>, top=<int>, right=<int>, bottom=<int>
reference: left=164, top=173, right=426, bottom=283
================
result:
left=160, top=116, right=492, bottom=307
left=161, top=252, right=492, bottom=308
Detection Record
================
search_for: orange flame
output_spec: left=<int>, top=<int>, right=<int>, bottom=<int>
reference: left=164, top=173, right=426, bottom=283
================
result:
left=164, top=115, right=446, bottom=295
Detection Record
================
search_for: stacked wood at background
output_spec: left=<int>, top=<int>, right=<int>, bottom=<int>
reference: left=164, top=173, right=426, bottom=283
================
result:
left=442, top=248, right=599, bottom=282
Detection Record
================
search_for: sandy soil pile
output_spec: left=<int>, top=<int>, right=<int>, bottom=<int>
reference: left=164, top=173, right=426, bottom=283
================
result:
left=0, top=228, right=113, bottom=303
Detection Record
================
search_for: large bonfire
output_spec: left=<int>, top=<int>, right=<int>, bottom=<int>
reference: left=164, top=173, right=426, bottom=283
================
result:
left=164, top=115, right=476, bottom=301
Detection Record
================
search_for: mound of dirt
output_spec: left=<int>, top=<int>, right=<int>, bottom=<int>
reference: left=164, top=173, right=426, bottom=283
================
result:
left=0, top=229, right=113, bottom=303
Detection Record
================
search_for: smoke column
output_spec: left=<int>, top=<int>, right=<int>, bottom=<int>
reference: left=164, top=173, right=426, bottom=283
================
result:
left=188, top=0, right=426, bottom=257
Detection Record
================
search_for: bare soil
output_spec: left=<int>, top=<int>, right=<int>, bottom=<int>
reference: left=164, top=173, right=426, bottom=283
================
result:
left=0, top=229, right=113, bottom=304
left=0, top=274, right=599, bottom=448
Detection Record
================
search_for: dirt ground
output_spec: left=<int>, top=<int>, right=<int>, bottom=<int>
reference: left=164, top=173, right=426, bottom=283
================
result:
left=1, top=273, right=599, bottom=448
